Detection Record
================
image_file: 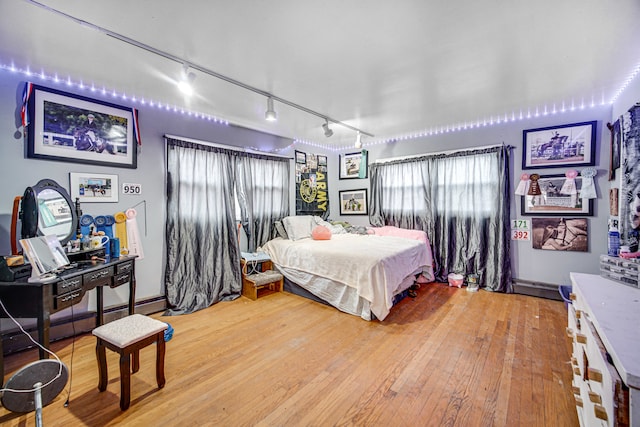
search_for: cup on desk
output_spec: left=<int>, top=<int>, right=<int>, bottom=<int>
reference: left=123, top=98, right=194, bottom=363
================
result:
left=110, top=238, right=120, bottom=258
left=91, top=235, right=110, bottom=249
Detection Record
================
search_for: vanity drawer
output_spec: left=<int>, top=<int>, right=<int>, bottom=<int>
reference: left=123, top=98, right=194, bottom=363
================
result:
left=54, top=276, right=82, bottom=295
left=54, top=289, right=85, bottom=311
left=116, top=260, right=133, bottom=275
left=83, top=266, right=114, bottom=288
left=111, top=272, right=131, bottom=288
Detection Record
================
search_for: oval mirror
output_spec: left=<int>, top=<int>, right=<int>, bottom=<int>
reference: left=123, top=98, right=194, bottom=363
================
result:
left=21, top=179, right=78, bottom=246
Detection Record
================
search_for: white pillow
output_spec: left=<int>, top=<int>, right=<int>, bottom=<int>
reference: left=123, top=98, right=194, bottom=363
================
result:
left=282, top=216, right=315, bottom=241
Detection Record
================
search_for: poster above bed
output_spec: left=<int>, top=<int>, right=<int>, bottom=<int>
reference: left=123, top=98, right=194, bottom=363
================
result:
left=295, top=151, right=329, bottom=219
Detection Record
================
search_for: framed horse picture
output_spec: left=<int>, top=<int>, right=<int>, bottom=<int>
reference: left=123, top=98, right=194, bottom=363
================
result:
left=25, top=83, right=138, bottom=168
left=522, top=121, right=596, bottom=169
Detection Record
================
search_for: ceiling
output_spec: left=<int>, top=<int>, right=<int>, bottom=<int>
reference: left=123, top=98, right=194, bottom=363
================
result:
left=2, top=0, right=640, bottom=148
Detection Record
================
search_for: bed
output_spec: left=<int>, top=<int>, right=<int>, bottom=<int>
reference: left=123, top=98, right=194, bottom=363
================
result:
left=260, top=216, right=434, bottom=321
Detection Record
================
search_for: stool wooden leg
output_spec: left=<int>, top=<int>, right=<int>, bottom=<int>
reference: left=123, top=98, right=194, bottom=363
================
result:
left=132, top=350, right=140, bottom=374
left=119, top=352, right=131, bottom=411
left=156, top=333, right=166, bottom=389
left=96, top=340, right=108, bottom=392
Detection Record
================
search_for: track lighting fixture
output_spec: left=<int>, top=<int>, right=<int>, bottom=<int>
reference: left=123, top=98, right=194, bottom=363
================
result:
left=354, top=131, right=362, bottom=148
left=177, top=64, right=196, bottom=96
left=322, top=119, right=333, bottom=137
left=265, top=96, right=277, bottom=121
left=27, top=3, right=376, bottom=139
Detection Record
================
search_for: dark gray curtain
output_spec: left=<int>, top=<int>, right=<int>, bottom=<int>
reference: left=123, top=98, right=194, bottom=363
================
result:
left=370, top=145, right=512, bottom=292
left=164, top=137, right=242, bottom=315
left=236, top=154, right=290, bottom=252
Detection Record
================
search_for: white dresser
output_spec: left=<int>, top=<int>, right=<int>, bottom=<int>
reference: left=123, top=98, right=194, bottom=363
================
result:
left=568, top=272, right=640, bottom=426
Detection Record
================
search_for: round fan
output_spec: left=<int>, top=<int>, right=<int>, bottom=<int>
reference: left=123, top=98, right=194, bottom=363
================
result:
left=1, top=359, right=68, bottom=416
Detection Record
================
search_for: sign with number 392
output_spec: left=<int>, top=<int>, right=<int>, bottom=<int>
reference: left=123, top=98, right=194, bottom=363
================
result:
left=511, top=219, right=530, bottom=241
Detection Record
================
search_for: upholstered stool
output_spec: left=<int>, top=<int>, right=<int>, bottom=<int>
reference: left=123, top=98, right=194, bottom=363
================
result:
left=242, top=269, right=284, bottom=300
left=92, top=314, right=168, bottom=410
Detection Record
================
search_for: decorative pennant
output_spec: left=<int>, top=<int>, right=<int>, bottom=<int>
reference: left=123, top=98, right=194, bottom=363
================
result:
left=125, top=208, right=144, bottom=259
left=515, top=173, right=530, bottom=196
left=21, top=82, right=34, bottom=128
left=114, top=211, right=129, bottom=254
left=527, top=174, right=541, bottom=196
left=560, top=169, right=578, bottom=195
left=581, top=167, right=597, bottom=199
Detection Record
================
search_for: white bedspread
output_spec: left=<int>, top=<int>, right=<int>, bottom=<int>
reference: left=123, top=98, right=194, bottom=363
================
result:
left=261, top=233, right=431, bottom=320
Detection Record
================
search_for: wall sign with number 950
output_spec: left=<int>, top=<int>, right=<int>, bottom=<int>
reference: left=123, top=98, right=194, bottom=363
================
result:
left=122, top=183, right=142, bottom=195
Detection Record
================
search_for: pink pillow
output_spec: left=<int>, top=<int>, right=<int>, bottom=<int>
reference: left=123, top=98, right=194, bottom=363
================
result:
left=311, top=225, right=331, bottom=240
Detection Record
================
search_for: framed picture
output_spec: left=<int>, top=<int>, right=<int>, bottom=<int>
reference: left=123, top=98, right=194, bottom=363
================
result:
left=521, top=174, right=593, bottom=216
left=26, top=83, right=138, bottom=168
left=69, top=172, right=119, bottom=203
left=607, top=120, right=621, bottom=181
left=339, top=151, right=367, bottom=179
left=522, top=121, right=596, bottom=169
left=531, top=217, right=588, bottom=252
left=318, top=155, right=327, bottom=166
left=295, top=150, right=307, bottom=164
left=339, top=189, right=368, bottom=215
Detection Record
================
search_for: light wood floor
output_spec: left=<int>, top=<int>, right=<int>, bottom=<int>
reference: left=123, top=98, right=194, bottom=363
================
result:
left=0, top=283, right=578, bottom=426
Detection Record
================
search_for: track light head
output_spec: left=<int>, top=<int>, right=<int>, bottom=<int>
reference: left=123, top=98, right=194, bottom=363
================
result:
left=265, top=97, right=277, bottom=121
left=354, top=131, right=362, bottom=148
left=178, top=64, right=196, bottom=96
left=322, top=120, right=333, bottom=137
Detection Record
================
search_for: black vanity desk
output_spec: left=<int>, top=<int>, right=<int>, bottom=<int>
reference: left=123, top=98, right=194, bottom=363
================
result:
left=0, top=256, right=136, bottom=384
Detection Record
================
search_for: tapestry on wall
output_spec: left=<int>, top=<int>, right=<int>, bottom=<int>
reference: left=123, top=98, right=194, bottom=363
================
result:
left=619, top=102, right=640, bottom=251
left=294, top=151, right=329, bottom=219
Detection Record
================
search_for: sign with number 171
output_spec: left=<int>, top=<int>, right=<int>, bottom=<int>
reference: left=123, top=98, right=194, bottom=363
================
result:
left=511, top=219, right=530, bottom=241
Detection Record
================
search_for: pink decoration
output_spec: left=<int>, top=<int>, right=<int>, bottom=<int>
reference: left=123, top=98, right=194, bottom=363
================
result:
left=515, top=173, right=530, bottom=196
left=311, top=225, right=332, bottom=240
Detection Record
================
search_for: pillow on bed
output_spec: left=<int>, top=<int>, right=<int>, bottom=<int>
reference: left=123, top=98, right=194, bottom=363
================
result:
left=282, top=215, right=314, bottom=241
left=274, top=220, right=289, bottom=239
left=311, top=225, right=332, bottom=240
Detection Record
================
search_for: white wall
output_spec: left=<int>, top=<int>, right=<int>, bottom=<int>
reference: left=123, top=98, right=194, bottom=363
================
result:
left=0, top=72, right=291, bottom=313
left=330, top=106, right=614, bottom=287
left=2, top=67, right=639, bottom=301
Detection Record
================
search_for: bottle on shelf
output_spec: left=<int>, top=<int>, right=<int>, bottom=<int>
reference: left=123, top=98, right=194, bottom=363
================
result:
left=608, top=220, right=620, bottom=257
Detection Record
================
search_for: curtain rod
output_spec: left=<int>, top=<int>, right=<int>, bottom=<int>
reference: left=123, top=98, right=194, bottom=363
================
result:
left=372, top=143, right=509, bottom=164
left=164, top=134, right=292, bottom=160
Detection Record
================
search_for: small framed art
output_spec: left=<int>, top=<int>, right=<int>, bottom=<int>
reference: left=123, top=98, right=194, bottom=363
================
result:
left=520, top=174, right=593, bottom=216
left=522, top=121, right=596, bottom=169
left=339, top=151, right=367, bottom=179
left=69, top=172, right=119, bottom=203
left=531, top=217, right=588, bottom=252
left=339, top=189, right=368, bottom=215
left=295, top=150, right=307, bottom=164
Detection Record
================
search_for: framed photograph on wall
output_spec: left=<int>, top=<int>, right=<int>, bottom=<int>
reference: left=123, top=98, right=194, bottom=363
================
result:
left=339, top=151, right=367, bottom=179
left=339, top=189, right=368, bottom=215
left=295, top=150, right=307, bottom=164
left=69, top=172, right=119, bottom=203
left=26, top=83, right=138, bottom=168
left=531, top=217, right=588, bottom=252
left=521, top=174, right=593, bottom=216
left=522, top=121, right=596, bottom=169
left=607, top=120, right=621, bottom=181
